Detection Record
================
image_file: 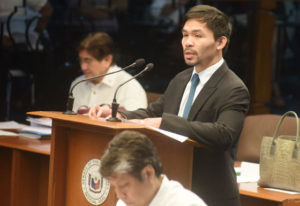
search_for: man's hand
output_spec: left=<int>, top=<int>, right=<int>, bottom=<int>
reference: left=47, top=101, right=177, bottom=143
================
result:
left=130, top=118, right=162, bottom=128
left=144, top=118, right=162, bottom=128
left=88, top=105, right=112, bottom=119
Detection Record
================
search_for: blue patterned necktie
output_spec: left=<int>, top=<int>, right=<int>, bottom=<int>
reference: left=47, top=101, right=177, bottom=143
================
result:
left=183, top=74, right=200, bottom=118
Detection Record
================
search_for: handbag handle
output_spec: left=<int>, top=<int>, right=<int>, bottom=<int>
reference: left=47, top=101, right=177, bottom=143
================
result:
left=270, top=111, right=300, bottom=158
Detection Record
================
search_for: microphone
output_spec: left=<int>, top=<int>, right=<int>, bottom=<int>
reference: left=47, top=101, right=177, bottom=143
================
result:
left=63, top=58, right=145, bottom=114
left=107, top=63, right=154, bottom=122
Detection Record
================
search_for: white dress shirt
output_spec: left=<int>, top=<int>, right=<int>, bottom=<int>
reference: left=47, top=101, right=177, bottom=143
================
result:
left=70, top=65, right=148, bottom=112
left=178, top=58, right=224, bottom=117
left=116, top=175, right=207, bottom=206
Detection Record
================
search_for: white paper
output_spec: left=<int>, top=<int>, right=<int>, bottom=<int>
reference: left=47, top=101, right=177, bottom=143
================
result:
left=21, top=125, right=51, bottom=135
left=0, top=129, right=18, bottom=136
left=146, top=126, right=188, bottom=142
left=26, top=117, right=52, bottom=127
left=264, top=187, right=300, bottom=194
left=236, top=161, right=259, bottom=183
left=0, top=121, right=27, bottom=130
left=121, top=119, right=188, bottom=142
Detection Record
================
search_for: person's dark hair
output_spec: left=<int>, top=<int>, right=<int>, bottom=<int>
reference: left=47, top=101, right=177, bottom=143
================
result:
left=100, top=131, right=163, bottom=181
left=78, top=32, right=115, bottom=64
left=183, top=5, right=232, bottom=52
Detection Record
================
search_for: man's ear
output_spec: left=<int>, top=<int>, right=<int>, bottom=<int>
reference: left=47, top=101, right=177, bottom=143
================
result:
left=102, top=54, right=113, bottom=73
left=141, top=165, right=155, bottom=182
left=104, top=54, right=113, bottom=66
left=216, top=36, right=227, bottom=50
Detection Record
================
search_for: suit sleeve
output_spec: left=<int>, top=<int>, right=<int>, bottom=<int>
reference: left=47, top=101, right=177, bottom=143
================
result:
left=121, top=68, right=250, bottom=150
left=160, top=85, right=250, bottom=150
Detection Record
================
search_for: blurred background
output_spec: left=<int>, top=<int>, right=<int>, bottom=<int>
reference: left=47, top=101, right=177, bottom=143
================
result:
left=1, top=0, right=300, bottom=123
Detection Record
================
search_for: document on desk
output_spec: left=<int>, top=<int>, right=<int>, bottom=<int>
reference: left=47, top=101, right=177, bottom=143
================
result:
left=120, top=119, right=188, bottom=142
left=0, top=129, right=18, bottom=136
left=19, top=125, right=51, bottom=139
left=0, top=121, right=26, bottom=137
left=147, top=126, right=188, bottom=143
left=264, top=187, right=300, bottom=194
left=21, top=125, right=51, bottom=135
left=235, top=161, right=259, bottom=183
left=0, top=121, right=27, bottom=130
left=26, top=117, right=52, bottom=127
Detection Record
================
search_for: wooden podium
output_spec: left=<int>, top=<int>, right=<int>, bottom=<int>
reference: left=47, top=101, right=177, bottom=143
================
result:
left=28, top=111, right=196, bottom=206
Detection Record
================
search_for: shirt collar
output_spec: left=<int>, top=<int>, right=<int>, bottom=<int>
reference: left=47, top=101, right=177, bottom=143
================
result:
left=149, top=175, right=167, bottom=206
left=192, top=58, right=224, bottom=85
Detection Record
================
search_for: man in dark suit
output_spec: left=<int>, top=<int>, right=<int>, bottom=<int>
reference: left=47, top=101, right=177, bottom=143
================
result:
left=89, top=5, right=250, bottom=206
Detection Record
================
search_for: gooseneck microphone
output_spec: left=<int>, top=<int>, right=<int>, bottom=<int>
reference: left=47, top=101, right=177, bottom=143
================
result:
left=107, top=63, right=154, bottom=122
left=63, top=58, right=145, bottom=114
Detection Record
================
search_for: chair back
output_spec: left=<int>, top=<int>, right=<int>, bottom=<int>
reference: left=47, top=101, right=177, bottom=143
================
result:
left=237, top=114, right=298, bottom=163
left=146, top=92, right=161, bottom=104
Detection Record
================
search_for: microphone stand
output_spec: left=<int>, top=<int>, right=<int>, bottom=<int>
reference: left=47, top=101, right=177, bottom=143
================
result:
left=63, top=59, right=145, bottom=115
left=107, top=63, right=154, bottom=122
left=63, top=69, right=124, bottom=115
left=64, top=95, right=76, bottom=114
left=107, top=101, right=121, bottom=122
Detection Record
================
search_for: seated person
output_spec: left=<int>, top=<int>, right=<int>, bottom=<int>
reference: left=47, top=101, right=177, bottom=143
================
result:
left=70, top=32, right=147, bottom=113
left=74, top=0, right=127, bottom=33
left=100, top=130, right=207, bottom=206
left=145, top=0, right=189, bottom=33
left=0, top=0, right=52, bottom=49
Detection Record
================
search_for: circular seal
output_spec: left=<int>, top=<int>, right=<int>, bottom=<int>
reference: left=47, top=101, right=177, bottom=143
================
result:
left=81, top=159, right=110, bottom=205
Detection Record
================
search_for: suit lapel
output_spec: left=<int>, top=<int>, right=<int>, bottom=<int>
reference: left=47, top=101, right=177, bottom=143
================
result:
left=189, top=63, right=228, bottom=120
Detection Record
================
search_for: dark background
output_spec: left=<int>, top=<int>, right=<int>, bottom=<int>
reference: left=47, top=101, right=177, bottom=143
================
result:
left=1, top=0, right=300, bottom=123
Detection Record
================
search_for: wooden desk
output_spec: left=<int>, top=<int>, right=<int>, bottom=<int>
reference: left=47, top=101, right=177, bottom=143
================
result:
left=0, top=136, right=50, bottom=206
left=27, top=111, right=196, bottom=206
left=4, top=119, right=300, bottom=206
left=0, top=111, right=196, bottom=206
left=239, top=182, right=300, bottom=206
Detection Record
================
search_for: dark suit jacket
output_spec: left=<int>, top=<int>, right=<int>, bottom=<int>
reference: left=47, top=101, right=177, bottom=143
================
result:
left=122, top=62, right=250, bottom=206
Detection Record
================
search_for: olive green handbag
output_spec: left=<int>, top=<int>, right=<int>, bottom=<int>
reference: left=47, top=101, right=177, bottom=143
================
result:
left=258, top=111, right=300, bottom=192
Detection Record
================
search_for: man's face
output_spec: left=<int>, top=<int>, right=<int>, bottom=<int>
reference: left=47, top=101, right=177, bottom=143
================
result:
left=79, top=50, right=111, bottom=83
left=108, top=172, right=153, bottom=206
left=182, top=18, right=224, bottom=71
